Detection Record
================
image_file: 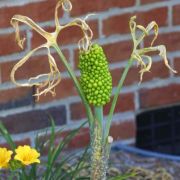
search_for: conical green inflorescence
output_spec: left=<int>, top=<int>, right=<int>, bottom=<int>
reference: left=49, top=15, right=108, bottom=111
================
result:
left=79, top=44, right=112, bottom=106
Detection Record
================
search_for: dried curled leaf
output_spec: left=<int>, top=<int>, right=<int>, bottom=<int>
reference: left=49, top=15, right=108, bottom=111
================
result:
left=10, top=0, right=93, bottom=99
left=130, top=16, right=177, bottom=82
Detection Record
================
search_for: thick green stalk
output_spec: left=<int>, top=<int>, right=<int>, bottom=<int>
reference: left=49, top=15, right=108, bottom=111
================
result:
left=105, top=57, right=134, bottom=140
left=91, top=106, right=107, bottom=180
left=94, top=106, right=103, bottom=129
left=53, top=44, right=94, bottom=127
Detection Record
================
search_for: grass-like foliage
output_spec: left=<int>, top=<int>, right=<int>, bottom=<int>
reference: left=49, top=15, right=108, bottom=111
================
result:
left=0, top=119, right=137, bottom=180
left=0, top=120, right=91, bottom=180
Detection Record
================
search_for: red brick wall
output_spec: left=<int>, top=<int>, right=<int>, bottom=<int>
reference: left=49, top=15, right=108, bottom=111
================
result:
left=0, top=0, right=180, bottom=147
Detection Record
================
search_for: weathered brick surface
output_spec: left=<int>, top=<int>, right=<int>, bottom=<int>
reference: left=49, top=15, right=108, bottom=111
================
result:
left=61, top=128, right=90, bottom=149
left=111, top=61, right=170, bottom=87
left=54, top=119, right=136, bottom=149
left=0, top=0, right=59, bottom=28
left=173, top=5, right=180, bottom=25
left=1, top=50, right=69, bottom=83
left=70, top=93, right=135, bottom=121
left=140, top=84, right=180, bottom=109
left=174, top=57, right=180, bottom=76
left=110, top=120, right=136, bottom=141
left=58, top=20, right=99, bottom=45
left=0, top=138, right=31, bottom=149
left=0, top=87, right=34, bottom=110
left=0, top=105, right=66, bottom=134
left=104, top=93, right=135, bottom=115
left=145, top=32, right=180, bottom=52
left=103, top=7, right=168, bottom=37
left=0, top=32, right=26, bottom=56
left=70, top=101, right=86, bottom=121
left=103, top=41, right=132, bottom=63
left=141, top=0, right=168, bottom=4
left=70, top=0, right=135, bottom=17
left=37, top=77, right=78, bottom=103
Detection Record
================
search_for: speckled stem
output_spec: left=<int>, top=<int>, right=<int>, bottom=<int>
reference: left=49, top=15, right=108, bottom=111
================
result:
left=90, top=107, right=111, bottom=180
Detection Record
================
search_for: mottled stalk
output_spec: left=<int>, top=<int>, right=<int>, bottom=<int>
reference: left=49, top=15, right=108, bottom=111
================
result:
left=90, top=107, right=112, bottom=180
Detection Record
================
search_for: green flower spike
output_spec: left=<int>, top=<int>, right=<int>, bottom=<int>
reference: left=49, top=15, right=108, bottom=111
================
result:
left=130, top=16, right=177, bottom=82
left=79, top=44, right=112, bottom=106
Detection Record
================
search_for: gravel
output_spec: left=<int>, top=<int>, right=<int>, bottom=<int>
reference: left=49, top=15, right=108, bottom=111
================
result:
left=109, top=150, right=180, bottom=179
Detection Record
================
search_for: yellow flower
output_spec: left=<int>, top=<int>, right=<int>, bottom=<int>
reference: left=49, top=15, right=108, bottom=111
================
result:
left=14, top=145, right=40, bottom=166
left=0, top=147, right=13, bottom=169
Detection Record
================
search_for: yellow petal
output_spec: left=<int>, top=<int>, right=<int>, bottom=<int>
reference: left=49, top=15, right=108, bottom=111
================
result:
left=15, top=145, right=40, bottom=166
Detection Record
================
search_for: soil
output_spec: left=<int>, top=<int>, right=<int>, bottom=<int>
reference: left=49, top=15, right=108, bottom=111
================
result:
left=109, top=150, right=180, bottom=180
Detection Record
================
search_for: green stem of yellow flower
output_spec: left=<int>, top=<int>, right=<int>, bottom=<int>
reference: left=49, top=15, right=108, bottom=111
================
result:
left=104, top=57, right=134, bottom=141
left=53, top=44, right=94, bottom=128
left=21, top=167, right=28, bottom=180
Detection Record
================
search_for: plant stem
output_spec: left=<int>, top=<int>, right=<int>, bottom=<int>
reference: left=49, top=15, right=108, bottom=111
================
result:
left=90, top=106, right=109, bottom=180
left=105, top=57, right=134, bottom=140
left=53, top=44, right=94, bottom=127
left=94, top=106, right=103, bottom=129
left=21, top=167, right=28, bottom=180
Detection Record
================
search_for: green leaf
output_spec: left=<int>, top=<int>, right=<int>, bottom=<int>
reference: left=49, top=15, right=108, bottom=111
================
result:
left=44, top=121, right=87, bottom=180
left=109, top=172, right=137, bottom=180
left=9, top=160, right=23, bottom=171
left=0, top=121, right=16, bottom=151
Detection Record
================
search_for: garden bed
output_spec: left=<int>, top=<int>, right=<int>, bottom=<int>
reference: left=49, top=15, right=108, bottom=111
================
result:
left=109, top=149, right=180, bottom=179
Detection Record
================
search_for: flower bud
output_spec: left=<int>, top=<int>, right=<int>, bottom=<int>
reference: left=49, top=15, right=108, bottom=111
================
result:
left=79, top=44, right=112, bottom=106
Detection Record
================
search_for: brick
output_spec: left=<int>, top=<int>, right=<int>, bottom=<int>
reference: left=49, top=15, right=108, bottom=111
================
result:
left=110, top=120, right=136, bottom=141
left=103, top=41, right=132, bottom=63
left=141, top=0, right=169, bottom=4
left=0, top=138, right=31, bottom=149
left=103, top=7, right=168, bottom=36
left=70, top=0, right=135, bottom=17
left=58, top=20, right=99, bottom=45
left=31, top=26, right=54, bottom=49
left=31, top=20, right=99, bottom=49
left=70, top=101, right=86, bottom=120
left=60, top=128, right=90, bottom=149
left=173, top=5, right=180, bottom=25
left=0, top=0, right=59, bottom=28
left=0, top=32, right=26, bottom=56
left=38, top=127, right=89, bottom=153
left=63, top=120, right=136, bottom=147
left=0, top=105, right=66, bottom=134
left=140, top=84, right=180, bottom=109
left=37, top=77, right=78, bottom=103
left=111, top=61, right=169, bottom=87
left=56, top=120, right=136, bottom=149
left=145, top=32, right=180, bottom=52
left=0, top=87, right=34, bottom=110
left=70, top=93, right=135, bottom=121
left=174, top=57, right=180, bottom=76
left=1, top=50, right=69, bottom=83
left=104, top=93, right=135, bottom=115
